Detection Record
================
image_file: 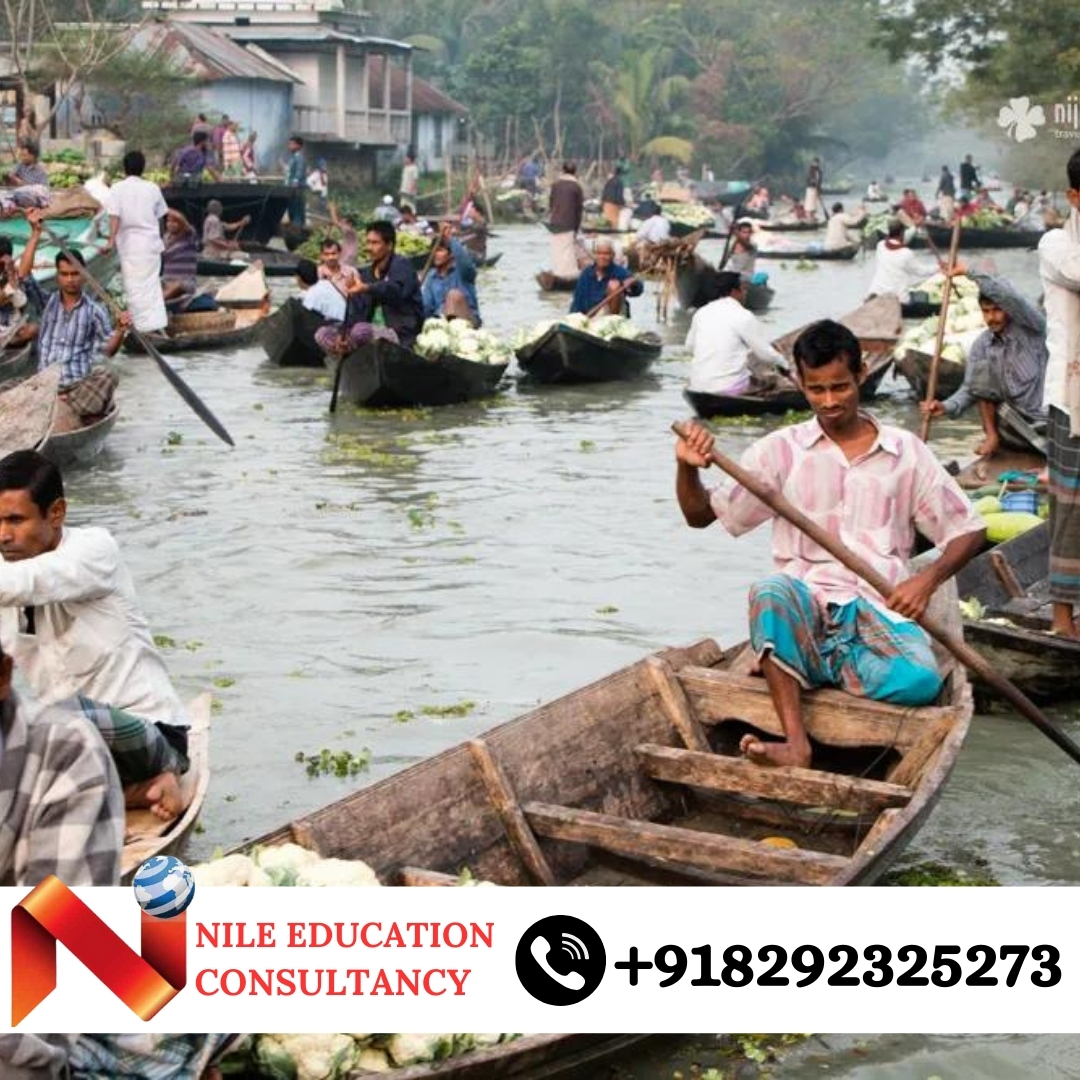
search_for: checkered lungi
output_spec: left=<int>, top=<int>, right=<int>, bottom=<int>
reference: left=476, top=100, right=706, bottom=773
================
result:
left=1048, top=405, right=1080, bottom=603
left=314, top=321, right=399, bottom=354
left=68, top=1034, right=246, bottom=1079
left=749, top=573, right=943, bottom=705
left=73, top=696, right=189, bottom=785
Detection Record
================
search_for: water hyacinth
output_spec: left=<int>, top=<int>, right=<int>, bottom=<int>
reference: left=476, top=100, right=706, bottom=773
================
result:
left=413, top=317, right=513, bottom=365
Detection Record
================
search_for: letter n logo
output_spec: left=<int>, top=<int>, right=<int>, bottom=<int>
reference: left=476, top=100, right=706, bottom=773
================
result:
left=11, top=876, right=186, bottom=1024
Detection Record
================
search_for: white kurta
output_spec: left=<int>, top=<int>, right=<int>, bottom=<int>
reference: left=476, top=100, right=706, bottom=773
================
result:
left=685, top=296, right=787, bottom=393
left=108, top=176, right=168, bottom=332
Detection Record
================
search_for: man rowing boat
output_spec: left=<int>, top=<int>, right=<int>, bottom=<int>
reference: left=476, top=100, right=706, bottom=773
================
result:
left=675, top=319, right=985, bottom=767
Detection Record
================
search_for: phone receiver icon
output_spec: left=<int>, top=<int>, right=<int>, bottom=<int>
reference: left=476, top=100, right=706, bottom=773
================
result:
left=530, top=935, right=586, bottom=990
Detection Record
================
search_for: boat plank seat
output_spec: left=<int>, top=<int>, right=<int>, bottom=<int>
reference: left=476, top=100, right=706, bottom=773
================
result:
left=677, top=665, right=954, bottom=748
left=522, top=801, right=849, bottom=885
left=634, top=743, right=912, bottom=814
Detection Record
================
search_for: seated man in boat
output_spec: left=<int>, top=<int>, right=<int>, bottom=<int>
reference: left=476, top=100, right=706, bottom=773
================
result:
left=685, top=271, right=787, bottom=396
left=297, top=258, right=346, bottom=323
left=675, top=319, right=985, bottom=768
left=921, top=274, right=1049, bottom=458
left=896, top=188, right=928, bottom=228
left=823, top=202, right=864, bottom=251
left=317, top=236, right=360, bottom=292
left=161, top=208, right=200, bottom=308
left=0, top=235, right=46, bottom=347
left=866, top=219, right=940, bottom=303
left=422, top=223, right=481, bottom=327
left=866, top=180, right=884, bottom=200
left=202, top=199, right=251, bottom=260
left=634, top=201, right=671, bottom=245
left=0, top=638, right=123, bottom=886
left=723, top=219, right=758, bottom=278
left=398, top=203, right=433, bottom=237
left=35, top=246, right=130, bottom=433
left=569, top=238, right=642, bottom=317
left=315, top=220, right=423, bottom=355
left=0, top=450, right=192, bottom=819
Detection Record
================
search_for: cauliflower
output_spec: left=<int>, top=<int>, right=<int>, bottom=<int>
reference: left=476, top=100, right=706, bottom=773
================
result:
left=296, top=857, right=381, bottom=887
left=352, top=1046, right=393, bottom=1073
left=190, top=853, right=270, bottom=887
left=253, top=843, right=321, bottom=876
left=382, top=1033, right=455, bottom=1066
left=257, top=1034, right=355, bottom=1080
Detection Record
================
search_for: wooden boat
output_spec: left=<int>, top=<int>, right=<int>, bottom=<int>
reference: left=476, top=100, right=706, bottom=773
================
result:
left=123, top=307, right=269, bottom=355
left=327, top=337, right=508, bottom=408
left=909, top=225, right=1041, bottom=251
left=674, top=255, right=774, bottom=313
left=257, top=296, right=325, bottom=368
left=685, top=296, right=901, bottom=418
left=536, top=270, right=578, bottom=292
left=953, top=447, right=1045, bottom=491
left=196, top=245, right=300, bottom=278
left=515, top=324, right=662, bottom=384
left=38, top=401, right=120, bottom=467
left=479, top=252, right=503, bottom=269
left=955, top=523, right=1080, bottom=702
left=121, top=693, right=211, bottom=884
left=755, top=243, right=860, bottom=261
left=900, top=294, right=938, bottom=320
left=234, top=615, right=972, bottom=887
left=0, top=367, right=59, bottom=458
left=163, top=181, right=293, bottom=246
left=758, top=219, right=823, bottom=232
left=894, top=348, right=965, bottom=400
left=0, top=342, right=35, bottom=387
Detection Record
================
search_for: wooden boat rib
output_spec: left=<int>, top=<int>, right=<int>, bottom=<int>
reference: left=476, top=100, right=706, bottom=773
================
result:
left=686, top=296, right=901, bottom=418
left=955, top=522, right=1080, bottom=701
left=514, top=324, right=662, bottom=384
left=38, top=401, right=119, bottom=467
left=121, top=693, right=211, bottom=884
left=123, top=306, right=269, bottom=355
left=755, top=243, right=860, bottom=261
left=257, top=296, right=326, bottom=368
left=327, top=337, right=508, bottom=408
left=238, top=593, right=971, bottom=889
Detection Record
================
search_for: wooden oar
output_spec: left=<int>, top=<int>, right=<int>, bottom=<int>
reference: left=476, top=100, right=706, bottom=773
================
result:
left=918, top=216, right=963, bottom=442
left=917, top=224, right=964, bottom=304
left=671, top=420, right=1080, bottom=768
left=38, top=220, right=234, bottom=447
left=585, top=276, right=636, bottom=319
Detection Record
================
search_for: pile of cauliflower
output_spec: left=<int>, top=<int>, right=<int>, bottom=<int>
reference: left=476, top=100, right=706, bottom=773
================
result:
left=895, top=274, right=985, bottom=364
left=229, top=1032, right=523, bottom=1079
left=511, top=312, right=648, bottom=350
left=191, top=844, right=382, bottom=887
left=413, top=317, right=513, bottom=366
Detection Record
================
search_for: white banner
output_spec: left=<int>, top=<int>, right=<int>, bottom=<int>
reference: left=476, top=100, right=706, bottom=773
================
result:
left=1, top=884, right=1072, bottom=1034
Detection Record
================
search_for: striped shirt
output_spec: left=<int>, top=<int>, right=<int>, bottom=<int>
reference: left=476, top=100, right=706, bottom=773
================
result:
left=37, top=291, right=113, bottom=387
left=709, top=413, right=984, bottom=611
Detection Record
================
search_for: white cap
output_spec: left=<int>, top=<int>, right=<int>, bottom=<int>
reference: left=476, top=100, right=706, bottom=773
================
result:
left=382, top=194, right=393, bottom=204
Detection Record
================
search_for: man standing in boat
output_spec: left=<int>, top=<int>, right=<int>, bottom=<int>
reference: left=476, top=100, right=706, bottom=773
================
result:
left=547, top=162, right=585, bottom=280
left=0, top=450, right=192, bottom=819
left=675, top=320, right=985, bottom=768
left=803, top=157, right=823, bottom=219
left=685, top=271, right=786, bottom=396
left=569, top=238, right=642, bottom=317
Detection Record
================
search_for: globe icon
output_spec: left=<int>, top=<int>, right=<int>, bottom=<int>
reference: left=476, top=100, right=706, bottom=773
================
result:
left=133, top=855, right=195, bottom=919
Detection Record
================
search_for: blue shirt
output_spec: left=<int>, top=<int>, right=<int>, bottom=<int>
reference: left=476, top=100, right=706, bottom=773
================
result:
left=421, top=239, right=480, bottom=324
left=37, top=292, right=113, bottom=387
left=286, top=150, right=306, bottom=188
left=569, top=262, right=642, bottom=315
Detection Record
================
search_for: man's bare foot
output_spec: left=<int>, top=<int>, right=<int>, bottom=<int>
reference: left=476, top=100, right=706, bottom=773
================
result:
left=739, top=733, right=812, bottom=768
left=1050, top=619, right=1080, bottom=640
left=124, top=771, right=186, bottom=821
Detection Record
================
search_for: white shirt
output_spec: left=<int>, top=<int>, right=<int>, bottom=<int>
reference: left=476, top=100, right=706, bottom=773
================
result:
left=0, top=527, right=187, bottom=726
left=301, top=279, right=347, bottom=322
left=1038, top=225, right=1080, bottom=412
left=107, top=176, right=167, bottom=258
left=685, top=296, right=786, bottom=393
left=866, top=240, right=937, bottom=301
left=636, top=216, right=671, bottom=243
left=824, top=213, right=860, bottom=251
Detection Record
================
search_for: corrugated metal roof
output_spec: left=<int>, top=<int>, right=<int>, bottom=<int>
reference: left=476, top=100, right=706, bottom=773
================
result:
left=217, top=25, right=411, bottom=52
left=367, top=55, right=467, bottom=116
left=126, top=21, right=302, bottom=82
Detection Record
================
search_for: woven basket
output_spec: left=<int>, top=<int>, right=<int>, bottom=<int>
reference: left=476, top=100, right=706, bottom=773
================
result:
left=168, top=309, right=237, bottom=334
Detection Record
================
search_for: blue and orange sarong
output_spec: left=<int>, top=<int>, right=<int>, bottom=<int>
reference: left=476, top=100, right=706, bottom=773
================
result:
left=748, top=574, right=942, bottom=705
left=1048, top=406, right=1080, bottom=604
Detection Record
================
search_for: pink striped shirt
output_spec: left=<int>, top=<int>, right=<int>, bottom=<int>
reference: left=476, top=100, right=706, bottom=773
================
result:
left=709, top=414, right=983, bottom=610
